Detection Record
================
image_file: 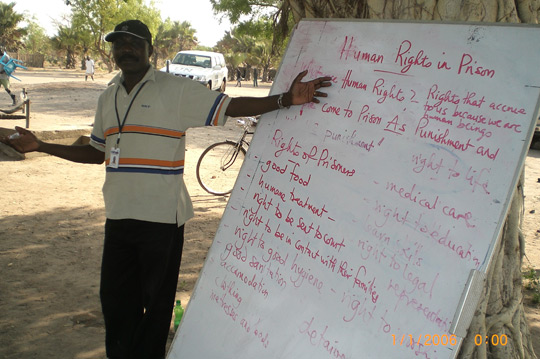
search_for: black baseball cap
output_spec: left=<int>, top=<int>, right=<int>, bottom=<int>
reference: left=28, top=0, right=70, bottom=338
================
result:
left=105, top=20, right=152, bottom=45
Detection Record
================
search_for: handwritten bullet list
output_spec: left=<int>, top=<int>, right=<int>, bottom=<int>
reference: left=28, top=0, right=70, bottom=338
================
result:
left=169, top=22, right=540, bottom=359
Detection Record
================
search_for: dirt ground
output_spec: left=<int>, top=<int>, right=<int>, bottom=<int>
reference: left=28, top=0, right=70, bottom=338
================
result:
left=0, top=68, right=538, bottom=358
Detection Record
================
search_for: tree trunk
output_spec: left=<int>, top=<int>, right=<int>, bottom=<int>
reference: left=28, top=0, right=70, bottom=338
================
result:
left=286, top=0, right=540, bottom=23
left=285, top=0, right=539, bottom=357
left=262, top=59, right=271, bottom=82
left=97, top=48, right=114, bottom=73
left=65, top=49, right=76, bottom=69
left=458, top=175, right=537, bottom=358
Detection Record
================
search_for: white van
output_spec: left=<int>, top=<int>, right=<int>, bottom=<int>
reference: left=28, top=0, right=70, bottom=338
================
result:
left=161, top=50, right=228, bottom=92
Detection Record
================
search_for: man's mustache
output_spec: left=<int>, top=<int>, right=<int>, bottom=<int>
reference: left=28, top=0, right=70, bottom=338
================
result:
left=118, top=54, right=139, bottom=63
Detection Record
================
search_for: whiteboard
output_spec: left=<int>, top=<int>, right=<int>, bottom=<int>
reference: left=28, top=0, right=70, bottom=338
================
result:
left=168, top=20, right=540, bottom=359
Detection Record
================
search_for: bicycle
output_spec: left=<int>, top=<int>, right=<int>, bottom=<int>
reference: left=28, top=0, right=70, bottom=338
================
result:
left=196, top=116, right=258, bottom=195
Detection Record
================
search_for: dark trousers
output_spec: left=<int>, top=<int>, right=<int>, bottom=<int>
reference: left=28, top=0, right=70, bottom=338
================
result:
left=100, top=219, right=184, bottom=359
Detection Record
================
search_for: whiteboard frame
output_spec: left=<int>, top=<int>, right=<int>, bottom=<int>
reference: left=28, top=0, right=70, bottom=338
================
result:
left=168, top=19, right=540, bottom=358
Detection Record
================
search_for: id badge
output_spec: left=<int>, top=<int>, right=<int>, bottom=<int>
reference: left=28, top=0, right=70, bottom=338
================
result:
left=108, top=147, right=120, bottom=168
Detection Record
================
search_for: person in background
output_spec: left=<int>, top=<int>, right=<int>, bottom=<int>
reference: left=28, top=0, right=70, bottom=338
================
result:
left=85, top=56, right=95, bottom=81
left=1, top=19, right=332, bottom=359
left=236, top=67, right=242, bottom=87
left=253, top=67, right=258, bottom=87
left=0, top=49, right=17, bottom=106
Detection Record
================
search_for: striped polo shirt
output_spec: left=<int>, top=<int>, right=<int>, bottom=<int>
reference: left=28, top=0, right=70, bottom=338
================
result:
left=90, top=67, right=231, bottom=225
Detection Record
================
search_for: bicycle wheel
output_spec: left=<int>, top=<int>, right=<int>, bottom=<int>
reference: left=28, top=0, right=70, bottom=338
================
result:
left=196, top=141, right=247, bottom=195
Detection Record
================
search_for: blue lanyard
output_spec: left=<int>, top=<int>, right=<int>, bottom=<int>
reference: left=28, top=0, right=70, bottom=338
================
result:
left=114, top=80, right=148, bottom=147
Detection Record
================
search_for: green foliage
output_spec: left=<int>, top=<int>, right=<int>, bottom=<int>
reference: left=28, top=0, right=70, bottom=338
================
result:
left=215, top=15, right=284, bottom=82
left=210, top=1, right=290, bottom=50
left=66, top=0, right=161, bottom=71
left=0, top=1, right=27, bottom=51
left=195, top=45, right=214, bottom=51
left=210, top=0, right=280, bottom=23
left=523, top=267, right=540, bottom=305
left=235, top=17, right=273, bottom=38
left=22, top=21, right=51, bottom=55
left=15, top=0, right=290, bottom=72
left=211, top=0, right=292, bottom=80
left=52, top=25, right=85, bottom=68
left=153, top=19, right=199, bottom=67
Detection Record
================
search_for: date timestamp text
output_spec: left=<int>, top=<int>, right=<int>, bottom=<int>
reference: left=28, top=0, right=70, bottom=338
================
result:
left=474, top=334, right=508, bottom=346
left=392, top=334, right=508, bottom=347
left=392, top=334, right=457, bottom=346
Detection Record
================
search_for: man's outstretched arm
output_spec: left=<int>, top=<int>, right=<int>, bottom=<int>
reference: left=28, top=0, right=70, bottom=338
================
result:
left=1, top=126, right=105, bottom=164
left=225, top=70, right=332, bottom=117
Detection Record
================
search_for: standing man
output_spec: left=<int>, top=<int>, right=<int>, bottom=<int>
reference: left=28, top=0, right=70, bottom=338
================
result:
left=1, top=19, right=331, bottom=359
left=0, top=50, right=17, bottom=106
left=85, top=56, right=95, bottom=81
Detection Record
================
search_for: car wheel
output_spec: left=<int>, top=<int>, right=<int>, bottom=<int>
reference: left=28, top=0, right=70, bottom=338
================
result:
left=206, top=82, right=212, bottom=90
left=220, top=80, right=226, bottom=92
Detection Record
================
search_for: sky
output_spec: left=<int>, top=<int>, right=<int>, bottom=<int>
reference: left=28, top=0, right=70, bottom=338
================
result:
left=13, top=0, right=233, bottom=47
